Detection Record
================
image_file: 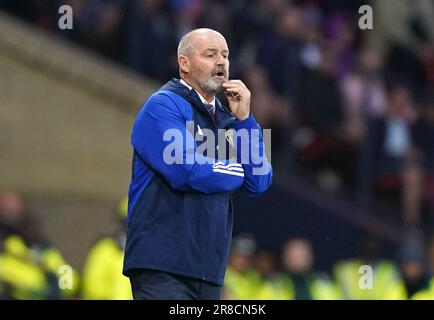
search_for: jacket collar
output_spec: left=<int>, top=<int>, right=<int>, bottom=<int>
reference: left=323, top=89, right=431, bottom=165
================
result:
left=160, top=78, right=236, bottom=128
left=179, top=79, right=215, bottom=107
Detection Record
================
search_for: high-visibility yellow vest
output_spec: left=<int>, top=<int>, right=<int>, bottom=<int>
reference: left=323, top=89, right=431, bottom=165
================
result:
left=254, top=275, right=293, bottom=300
left=255, top=273, right=341, bottom=300
left=223, top=267, right=262, bottom=300
left=309, top=273, right=342, bottom=300
left=0, top=235, right=79, bottom=299
left=334, top=258, right=406, bottom=300
left=81, top=237, right=132, bottom=300
left=411, top=278, right=434, bottom=300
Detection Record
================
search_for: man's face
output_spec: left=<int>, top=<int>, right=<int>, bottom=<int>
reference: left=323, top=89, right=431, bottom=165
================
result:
left=282, top=239, right=313, bottom=274
left=186, top=32, right=230, bottom=94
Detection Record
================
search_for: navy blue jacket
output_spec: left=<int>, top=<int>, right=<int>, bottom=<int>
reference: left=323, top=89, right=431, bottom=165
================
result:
left=123, top=78, right=272, bottom=285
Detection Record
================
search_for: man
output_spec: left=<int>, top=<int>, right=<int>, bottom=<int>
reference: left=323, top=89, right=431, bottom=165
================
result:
left=0, top=211, right=79, bottom=299
left=123, top=28, right=272, bottom=300
left=278, top=238, right=341, bottom=300
left=223, top=234, right=261, bottom=300
left=334, top=235, right=405, bottom=299
left=81, top=197, right=132, bottom=300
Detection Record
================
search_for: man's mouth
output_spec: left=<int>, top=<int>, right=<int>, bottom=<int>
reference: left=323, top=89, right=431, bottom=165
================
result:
left=213, top=71, right=226, bottom=79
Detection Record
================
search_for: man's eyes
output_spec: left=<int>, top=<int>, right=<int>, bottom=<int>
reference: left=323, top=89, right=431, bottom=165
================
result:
left=205, top=54, right=228, bottom=59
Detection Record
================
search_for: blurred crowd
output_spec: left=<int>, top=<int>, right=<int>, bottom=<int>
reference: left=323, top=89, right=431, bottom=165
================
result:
left=2, top=0, right=432, bottom=232
left=0, top=191, right=131, bottom=300
left=0, top=191, right=79, bottom=299
left=1, top=0, right=434, bottom=299
left=2, top=191, right=434, bottom=300
left=223, top=233, right=434, bottom=300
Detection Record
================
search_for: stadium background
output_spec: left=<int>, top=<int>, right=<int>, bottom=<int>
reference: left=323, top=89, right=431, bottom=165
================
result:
left=0, top=0, right=433, bottom=299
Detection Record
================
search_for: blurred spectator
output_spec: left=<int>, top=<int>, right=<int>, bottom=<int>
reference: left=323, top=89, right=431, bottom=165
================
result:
left=292, top=44, right=360, bottom=193
left=67, top=0, right=127, bottom=61
left=368, top=83, right=425, bottom=225
left=81, top=197, right=132, bottom=300
left=334, top=235, right=405, bottom=299
left=200, top=1, right=232, bottom=42
left=0, top=191, right=25, bottom=238
left=413, top=235, right=434, bottom=299
left=339, top=48, right=388, bottom=201
left=369, top=0, right=434, bottom=60
left=0, top=191, right=25, bottom=299
left=0, top=210, right=79, bottom=300
left=125, top=0, right=177, bottom=81
left=242, top=65, right=291, bottom=162
left=412, top=277, right=434, bottom=299
left=417, top=40, right=434, bottom=90
left=428, top=234, right=434, bottom=275
left=170, top=0, right=204, bottom=43
left=323, top=11, right=357, bottom=79
left=370, top=0, right=434, bottom=98
left=411, top=90, right=434, bottom=227
left=222, top=234, right=261, bottom=300
left=255, top=5, right=304, bottom=99
left=397, top=239, right=431, bottom=298
left=253, top=250, right=289, bottom=299
left=340, top=48, right=387, bottom=145
left=231, top=0, right=287, bottom=53
left=278, top=238, right=341, bottom=300
left=243, top=66, right=291, bottom=129
left=295, top=44, right=344, bottom=134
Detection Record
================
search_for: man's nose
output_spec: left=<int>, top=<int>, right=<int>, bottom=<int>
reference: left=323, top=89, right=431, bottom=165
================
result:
left=216, top=56, right=226, bottom=66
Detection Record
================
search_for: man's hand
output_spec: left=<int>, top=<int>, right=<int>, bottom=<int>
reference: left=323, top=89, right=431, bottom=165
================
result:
left=222, top=80, right=251, bottom=121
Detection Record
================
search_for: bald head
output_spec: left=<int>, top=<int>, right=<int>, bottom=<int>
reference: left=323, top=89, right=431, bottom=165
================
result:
left=177, top=28, right=227, bottom=57
left=176, top=28, right=229, bottom=99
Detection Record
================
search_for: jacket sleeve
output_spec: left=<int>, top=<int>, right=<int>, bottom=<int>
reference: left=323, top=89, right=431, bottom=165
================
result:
left=231, top=114, right=273, bottom=196
left=132, top=92, right=244, bottom=193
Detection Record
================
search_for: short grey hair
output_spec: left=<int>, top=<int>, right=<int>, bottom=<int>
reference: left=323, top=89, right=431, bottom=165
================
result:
left=177, top=35, right=194, bottom=57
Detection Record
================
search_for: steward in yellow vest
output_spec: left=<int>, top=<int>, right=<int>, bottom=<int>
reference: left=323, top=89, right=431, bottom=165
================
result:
left=81, top=197, right=132, bottom=300
left=0, top=227, right=79, bottom=300
left=223, top=234, right=261, bottom=300
left=275, top=238, right=341, bottom=300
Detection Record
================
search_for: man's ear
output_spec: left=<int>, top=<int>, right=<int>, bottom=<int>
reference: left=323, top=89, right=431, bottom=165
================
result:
left=178, top=55, right=190, bottom=74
